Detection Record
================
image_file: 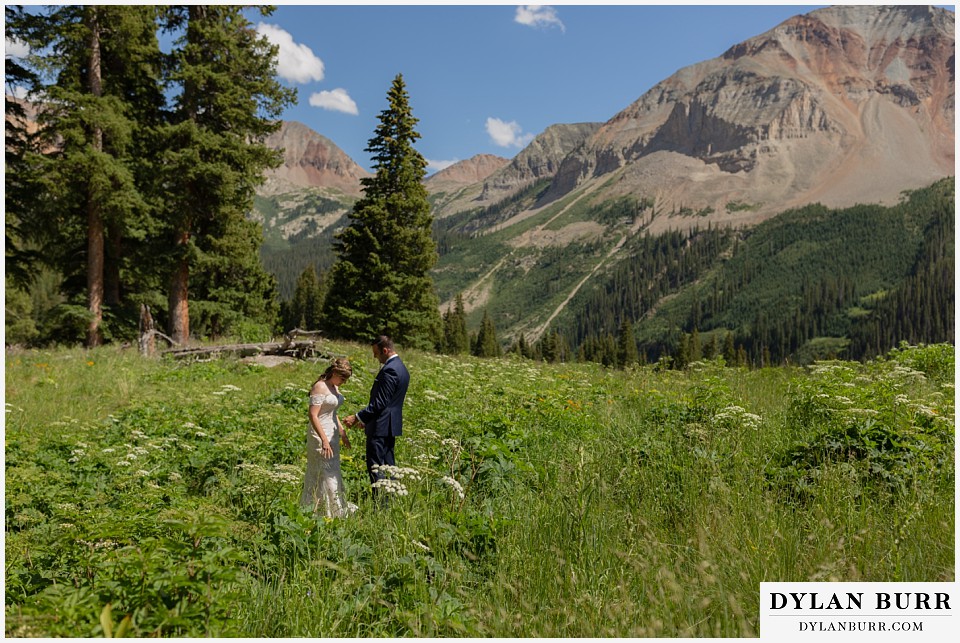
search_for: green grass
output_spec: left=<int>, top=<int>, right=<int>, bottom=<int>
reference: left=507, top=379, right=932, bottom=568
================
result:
left=4, top=342, right=954, bottom=636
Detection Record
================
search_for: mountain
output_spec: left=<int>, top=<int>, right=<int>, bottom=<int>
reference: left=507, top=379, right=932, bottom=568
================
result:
left=428, top=122, right=602, bottom=219
left=424, top=154, right=510, bottom=193
left=538, top=4, right=954, bottom=233
left=256, top=5, right=954, bottom=362
left=428, top=4, right=954, bottom=356
left=260, top=120, right=369, bottom=197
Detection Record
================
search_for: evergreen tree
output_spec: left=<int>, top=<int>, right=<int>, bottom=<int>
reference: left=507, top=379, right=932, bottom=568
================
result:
left=617, top=318, right=639, bottom=368
left=322, top=74, right=441, bottom=349
left=723, top=331, right=736, bottom=365
left=675, top=332, right=690, bottom=370
left=441, top=293, right=469, bottom=354
left=474, top=309, right=501, bottom=357
left=285, top=264, right=325, bottom=331
left=155, top=6, right=294, bottom=344
left=690, top=327, right=702, bottom=362
left=7, top=6, right=163, bottom=346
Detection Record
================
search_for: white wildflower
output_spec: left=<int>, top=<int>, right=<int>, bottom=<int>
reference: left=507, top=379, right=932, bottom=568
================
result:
left=195, top=431, right=208, bottom=438
left=440, top=475, right=465, bottom=499
left=102, top=448, right=115, bottom=454
left=372, top=478, right=408, bottom=496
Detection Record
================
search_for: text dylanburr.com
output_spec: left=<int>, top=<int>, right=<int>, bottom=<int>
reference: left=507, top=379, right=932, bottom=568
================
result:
left=760, top=582, right=956, bottom=641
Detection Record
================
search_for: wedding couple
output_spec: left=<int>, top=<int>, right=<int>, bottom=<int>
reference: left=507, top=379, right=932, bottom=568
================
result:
left=299, top=335, right=409, bottom=518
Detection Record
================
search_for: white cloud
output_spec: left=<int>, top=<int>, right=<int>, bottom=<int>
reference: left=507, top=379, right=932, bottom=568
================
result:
left=309, top=88, right=358, bottom=115
left=256, top=23, right=324, bottom=83
left=426, top=158, right=459, bottom=174
left=515, top=6, right=565, bottom=32
left=486, top=117, right=535, bottom=148
left=5, top=37, right=30, bottom=59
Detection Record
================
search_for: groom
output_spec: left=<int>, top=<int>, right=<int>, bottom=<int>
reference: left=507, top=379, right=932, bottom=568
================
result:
left=344, top=335, right=409, bottom=499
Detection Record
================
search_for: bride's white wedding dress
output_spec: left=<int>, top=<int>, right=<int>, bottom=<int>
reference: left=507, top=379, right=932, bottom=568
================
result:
left=300, top=389, right=357, bottom=518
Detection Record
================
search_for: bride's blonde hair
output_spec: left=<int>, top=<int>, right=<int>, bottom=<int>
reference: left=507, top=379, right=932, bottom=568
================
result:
left=318, top=357, right=352, bottom=383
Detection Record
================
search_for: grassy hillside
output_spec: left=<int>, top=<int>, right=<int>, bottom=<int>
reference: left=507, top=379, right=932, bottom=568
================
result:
left=5, top=342, right=954, bottom=636
left=254, top=190, right=355, bottom=300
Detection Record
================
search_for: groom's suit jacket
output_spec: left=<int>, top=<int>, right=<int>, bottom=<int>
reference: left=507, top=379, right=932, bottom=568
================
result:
left=357, top=355, right=409, bottom=437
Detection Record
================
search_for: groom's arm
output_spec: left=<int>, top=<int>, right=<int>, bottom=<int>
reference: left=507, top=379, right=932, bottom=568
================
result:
left=356, top=367, right=400, bottom=426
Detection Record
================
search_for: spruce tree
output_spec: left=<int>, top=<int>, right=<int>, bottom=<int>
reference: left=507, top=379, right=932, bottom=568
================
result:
left=617, top=318, right=639, bottom=368
left=441, top=293, right=469, bottom=354
left=8, top=6, right=163, bottom=346
left=286, top=264, right=325, bottom=331
left=321, top=74, right=441, bottom=349
left=155, top=6, right=294, bottom=344
left=474, top=309, right=501, bottom=357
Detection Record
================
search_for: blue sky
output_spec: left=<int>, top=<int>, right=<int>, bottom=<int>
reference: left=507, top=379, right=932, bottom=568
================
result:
left=260, top=3, right=839, bottom=174
left=7, top=3, right=951, bottom=175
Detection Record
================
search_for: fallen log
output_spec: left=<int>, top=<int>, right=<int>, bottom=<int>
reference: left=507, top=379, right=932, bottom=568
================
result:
left=164, top=332, right=333, bottom=361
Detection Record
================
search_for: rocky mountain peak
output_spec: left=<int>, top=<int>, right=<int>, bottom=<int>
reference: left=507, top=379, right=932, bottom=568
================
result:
left=261, top=120, right=369, bottom=197
left=424, top=154, right=510, bottom=192
left=544, top=4, right=954, bottom=228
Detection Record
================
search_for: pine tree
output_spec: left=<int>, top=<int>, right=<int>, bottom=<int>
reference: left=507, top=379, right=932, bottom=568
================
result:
left=617, top=318, right=639, bottom=368
left=474, top=309, right=501, bottom=357
left=723, top=331, right=736, bottom=365
left=8, top=6, right=163, bottom=346
left=441, top=293, right=469, bottom=354
left=155, top=6, right=294, bottom=344
left=285, top=265, right=324, bottom=331
left=322, top=74, right=441, bottom=349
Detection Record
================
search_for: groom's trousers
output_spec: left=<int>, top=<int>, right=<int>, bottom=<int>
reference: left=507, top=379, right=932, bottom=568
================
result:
left=366, top=434, right=396, bottom=504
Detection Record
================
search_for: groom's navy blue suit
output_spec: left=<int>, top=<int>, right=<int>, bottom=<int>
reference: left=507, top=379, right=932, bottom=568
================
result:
left=356, top=354, right=409, bottom=486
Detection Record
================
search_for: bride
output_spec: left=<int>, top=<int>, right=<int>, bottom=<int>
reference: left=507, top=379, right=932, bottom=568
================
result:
left=300, top=357, right=357, bottom=518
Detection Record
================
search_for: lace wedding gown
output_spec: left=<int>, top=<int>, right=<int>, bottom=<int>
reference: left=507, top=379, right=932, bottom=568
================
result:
left=300, top=390, right=357, bottom=517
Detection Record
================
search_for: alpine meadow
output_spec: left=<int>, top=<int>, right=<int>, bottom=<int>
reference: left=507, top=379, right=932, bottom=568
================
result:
left=5, top=341, right=955, bottom=636
left=4, top=4, right=955, bottom=638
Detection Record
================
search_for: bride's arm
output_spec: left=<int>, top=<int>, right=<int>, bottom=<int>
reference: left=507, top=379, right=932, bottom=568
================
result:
left=337, top=413, right=351, bottom=449
left=309, top=382, right=334, bottom=458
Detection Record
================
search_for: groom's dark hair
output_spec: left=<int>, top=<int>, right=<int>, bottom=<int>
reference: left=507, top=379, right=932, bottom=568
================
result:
left=372, top=335, right=394, bottom=351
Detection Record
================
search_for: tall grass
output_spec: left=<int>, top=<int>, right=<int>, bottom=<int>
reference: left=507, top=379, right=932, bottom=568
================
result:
left=4, top=342, right=954, bottom=636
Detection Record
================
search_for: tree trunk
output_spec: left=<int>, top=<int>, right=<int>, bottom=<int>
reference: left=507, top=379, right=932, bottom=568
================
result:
left=85, top=7, right=104, bottom=348
left=139, top=303, right=156, bottom=357
left=168, top=231, right=190, bottom=345
left=105, top=225, right=122, bottom=306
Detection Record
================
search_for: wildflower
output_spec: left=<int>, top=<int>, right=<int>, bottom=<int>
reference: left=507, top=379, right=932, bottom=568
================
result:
left=135, top=470, right=150, bottom=477
left=413, top=540, right=431, bottom=552
left=222, top=384, right=242, bottom=391
left=168, top=472, right=182, bottom=482
left=195, top=431, right=208, bottom=438
left=440, top=476, right=465, bottom=499
left=86, top=361, right=94, bottom=366
left=102, top=448, right=115, bottom=454
left=372, top=478, right=408, bottom=496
